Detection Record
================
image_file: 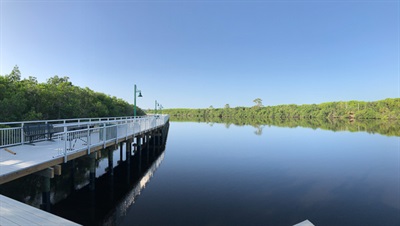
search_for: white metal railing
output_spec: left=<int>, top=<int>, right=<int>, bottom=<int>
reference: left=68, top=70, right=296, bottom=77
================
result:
left=0, top=115, right=169, bottom=162
left=0, top=127, right=22, bottom=147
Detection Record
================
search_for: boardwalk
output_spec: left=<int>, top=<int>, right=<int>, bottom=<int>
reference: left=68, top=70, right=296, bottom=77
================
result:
left=0, top=194, right=80, bottom=225
left=0, top=115, right=169, bottom=185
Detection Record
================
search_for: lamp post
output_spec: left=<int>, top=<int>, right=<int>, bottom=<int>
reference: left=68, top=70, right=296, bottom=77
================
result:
left=159, top=104, right=163, bottom=115
left=155, top=100, right=159, bottom=115
left=134, top=84, right=142, bottom=117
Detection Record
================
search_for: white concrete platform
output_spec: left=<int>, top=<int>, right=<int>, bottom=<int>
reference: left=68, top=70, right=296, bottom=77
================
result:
left=0, top=194, right=80, bottom=225
left=0, top=132, right=102, bottom=181
left=0, top=115, right=169, bottom=185
left=1, top=140, right=67, bottom=177
left=293, top=219, right=315, bottom=226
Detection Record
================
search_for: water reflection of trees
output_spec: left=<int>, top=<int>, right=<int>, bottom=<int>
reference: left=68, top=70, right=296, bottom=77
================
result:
left=171, top=116, right=400, bottom=137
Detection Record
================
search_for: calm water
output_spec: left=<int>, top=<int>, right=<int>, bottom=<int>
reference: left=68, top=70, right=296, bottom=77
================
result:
left=1, top=121, right=399, bottom=225
left=118, top=122, right=399, bottom=226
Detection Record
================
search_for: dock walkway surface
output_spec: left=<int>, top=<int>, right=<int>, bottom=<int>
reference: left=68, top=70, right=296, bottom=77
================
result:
left=0, top=194, right=80, bottom=225
left=0, top=115, right=169, bottom=185
left=293, top=220, right=315, bottom=226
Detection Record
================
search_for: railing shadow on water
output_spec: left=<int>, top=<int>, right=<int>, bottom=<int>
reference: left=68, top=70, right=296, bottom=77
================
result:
left=0, top=133, right=168, bottom=226
left=170, top=115, right=400, bottom=137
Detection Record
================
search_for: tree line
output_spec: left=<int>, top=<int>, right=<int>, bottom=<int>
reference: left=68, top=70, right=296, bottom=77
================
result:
left=0, top=65, right=144, bottom=122
left=152, top=98, right=400, bottom=120
left=169, top=115, right=400, bottom=137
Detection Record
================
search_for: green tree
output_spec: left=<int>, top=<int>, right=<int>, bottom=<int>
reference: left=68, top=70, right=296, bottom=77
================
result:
left=0, top=68, right=145, bottom=122
left=6, top=65, right=21, bottom=82
left=253, top=98, right=263, bottom=107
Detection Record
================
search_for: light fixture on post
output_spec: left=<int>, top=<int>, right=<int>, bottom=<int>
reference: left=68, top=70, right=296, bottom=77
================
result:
left=155, top=100, right=159, bottom=115
left=134, top=84, right=142, bottom=117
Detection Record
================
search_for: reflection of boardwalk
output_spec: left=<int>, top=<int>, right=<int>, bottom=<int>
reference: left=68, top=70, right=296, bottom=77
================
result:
left=114, top=152, right=165, bottom=220
left=0, top=194, right=79, bottom=225
left=49, top=130, right=169, bottom=226
left=0, top=115, right=169, bottom=185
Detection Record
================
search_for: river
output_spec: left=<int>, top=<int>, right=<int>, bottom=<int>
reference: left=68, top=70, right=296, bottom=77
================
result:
left=1, top=120, right=399, bottom=225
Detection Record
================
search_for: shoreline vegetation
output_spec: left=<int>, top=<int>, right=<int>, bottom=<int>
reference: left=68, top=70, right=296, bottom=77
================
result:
left=150, top=98, right=400, bottom=137
left=169, top=116, right=400, bottom=137
left=151, top=98, right=400, bottom=120
left=0, top=66, right=145, bottom=122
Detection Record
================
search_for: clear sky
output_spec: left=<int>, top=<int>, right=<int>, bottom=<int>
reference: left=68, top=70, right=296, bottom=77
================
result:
left=0, top=0, right=399, bottom=110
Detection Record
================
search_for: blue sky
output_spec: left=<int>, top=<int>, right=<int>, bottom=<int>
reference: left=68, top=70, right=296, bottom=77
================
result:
left=1, top=0, right=399, bottom=110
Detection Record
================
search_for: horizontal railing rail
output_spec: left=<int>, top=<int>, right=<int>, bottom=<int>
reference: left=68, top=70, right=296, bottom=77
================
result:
left=0, top=115, right=169, bottom=159
left=0, top=115, right=148, bottom=127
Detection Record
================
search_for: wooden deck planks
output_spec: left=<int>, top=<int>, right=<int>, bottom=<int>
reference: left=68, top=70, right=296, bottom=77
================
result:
left=0, top=195, right=80, bottom=225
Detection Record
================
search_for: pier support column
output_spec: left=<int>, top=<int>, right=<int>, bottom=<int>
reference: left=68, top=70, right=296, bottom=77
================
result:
left=108, top=150, right=114, bottom=203
left=146, top=141, right=150, bottom=165
left=152, top=134, right=156, bottom=157
left=70, top=159, right=76, bottom=191
left=120, top=143, right=123, bottom=163
left=89, top=152, right=96, bottom=191
left=145, top=133, right=150, bottom=149
left=41, top=176, right=51, bottom=211
left=125, top=140, right=132, bottom=185
left=136, top=135, right=142, bottom=153
left=35, top=168, right=54, bottom=212
left=125, top=140, right=130, bottom=160
left=155, top=129, right=161, bottom=146
left=108, top=148, right=114, bottom=176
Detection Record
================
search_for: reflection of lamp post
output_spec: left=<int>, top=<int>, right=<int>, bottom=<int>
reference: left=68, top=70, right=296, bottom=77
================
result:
left=134, top=84, right=143, bottom=117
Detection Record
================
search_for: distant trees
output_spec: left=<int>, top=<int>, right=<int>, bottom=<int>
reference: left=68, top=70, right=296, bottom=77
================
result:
left=169, top=114, right=400, bottom=137
left=6, top=65, right=21, bottom=82
left=152, top=98, right=400, bottom=120
left=0, top=66, right=145, bottom=122
left=253, top=98, right=263, bottom=107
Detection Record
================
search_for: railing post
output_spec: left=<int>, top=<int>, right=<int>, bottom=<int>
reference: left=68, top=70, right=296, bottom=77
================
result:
left=64, top=125, right=68, bottom=163
left=103, top=123, right=106, bottom=148
left=21, top=123, right=24, bottom=145
left=115, top=124, right=118, bottom=144
left=44, top=121, right=48, bottom=140
left=87, top=124, right=91, bottom=155
left=125, top=120, right=128, bottom=140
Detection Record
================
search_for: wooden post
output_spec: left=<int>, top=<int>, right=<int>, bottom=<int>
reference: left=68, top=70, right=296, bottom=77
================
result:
left=53, top=165, right=62, bottom=176
left=35, top=168, right=54, bottom=178
left=120, top=143, right=123, bottom=163
left=126, top=139, right=132, bottom=164
left=41, top=176, right=51, bottom=211
left=136, top=135, right=142, bottom=154
left=152, top=134, right=156, bottom=157
left=89, top=152, right=96, bottom=191
left=70, top=159, right=76, bottom=191
left=36, top=168, right=53, bottom=212
left=108, top=148, right=114, bottom=176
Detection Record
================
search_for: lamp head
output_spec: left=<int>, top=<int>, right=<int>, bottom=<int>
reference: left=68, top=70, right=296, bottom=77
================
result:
left=138, top=92, right=143, bottom=97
